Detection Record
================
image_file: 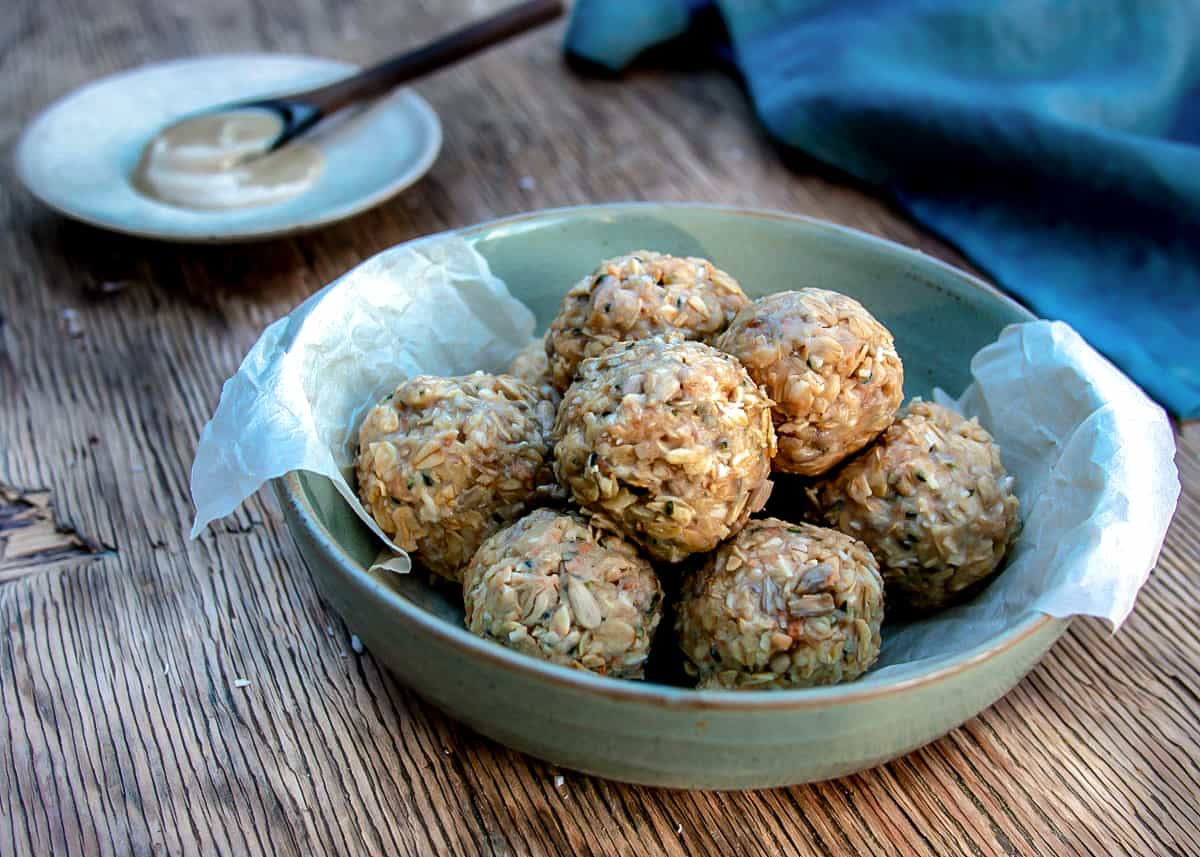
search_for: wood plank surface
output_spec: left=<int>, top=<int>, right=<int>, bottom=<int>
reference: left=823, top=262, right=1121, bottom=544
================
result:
left=2, top=1, right=1197, bottom=855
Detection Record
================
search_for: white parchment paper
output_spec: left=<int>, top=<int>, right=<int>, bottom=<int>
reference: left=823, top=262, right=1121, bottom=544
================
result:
left=189, top=236, right=536, bottom=569
left=869, top=321, right=1180, bottom=676
left=189, top=237, right=1179, bottom=673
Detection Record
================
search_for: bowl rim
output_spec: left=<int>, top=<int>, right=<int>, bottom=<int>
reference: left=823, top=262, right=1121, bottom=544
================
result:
left=277, top=201, right=1066, bottom=712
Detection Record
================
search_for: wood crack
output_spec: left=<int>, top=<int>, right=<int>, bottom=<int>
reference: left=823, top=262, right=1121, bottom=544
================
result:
left=0, top=482, right=113, bottom=582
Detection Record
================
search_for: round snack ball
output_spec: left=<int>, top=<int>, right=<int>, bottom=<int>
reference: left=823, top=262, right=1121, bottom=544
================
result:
left=807, top=400, right=1020, bottom=614
left=554, top=337, right=776, bottom=563
left=463, top=508, right=663, bottom=678
left=545, top=250, right=750, bottom=391
left=507, top=336, right=561, bottom=409
left=356, top=372, right=553, bottom=582
left=717, top=288, right=904, bottom=476
left=676, top=518, right=883, bottom=689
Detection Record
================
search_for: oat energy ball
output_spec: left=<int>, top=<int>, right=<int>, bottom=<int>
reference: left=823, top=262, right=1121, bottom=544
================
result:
left=676, top=519, right=883, bottom=689
left=717, top=289, right=904, bottom=476
left=463, top=508, right=663, bottom=678
left=507, top=336, right=561, bottom=408
left=807, top=400, right=1020, bottom=614
left=356, top=372, right=552, bottom=581
left=554, top=337, right=776, bottom=563
left=545, top=251, right=750, bottom=391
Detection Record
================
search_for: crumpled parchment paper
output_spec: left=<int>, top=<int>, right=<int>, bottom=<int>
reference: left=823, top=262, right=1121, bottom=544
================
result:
left=189, top=236, right=1179, bottom=674
left=868, top=321, right=1180, bottom=677
left=189, top=236, right=535, bottom=570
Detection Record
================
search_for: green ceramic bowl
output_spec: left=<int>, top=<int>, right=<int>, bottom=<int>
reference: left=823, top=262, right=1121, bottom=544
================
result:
left=274, top=203, right=1069, bottom=789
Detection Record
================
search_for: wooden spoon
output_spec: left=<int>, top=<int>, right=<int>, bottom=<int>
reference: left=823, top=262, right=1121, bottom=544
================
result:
left=150, top=0, right=563, bottom=163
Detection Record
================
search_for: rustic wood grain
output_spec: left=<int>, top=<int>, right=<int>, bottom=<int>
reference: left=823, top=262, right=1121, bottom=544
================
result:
left=0, top=482, right=110, bottom=582
left=2, top=1, right=1197, bottom=855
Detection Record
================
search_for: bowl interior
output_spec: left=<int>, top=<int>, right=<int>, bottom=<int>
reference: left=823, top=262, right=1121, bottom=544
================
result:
left=296, top=204, right=1038, bottom=690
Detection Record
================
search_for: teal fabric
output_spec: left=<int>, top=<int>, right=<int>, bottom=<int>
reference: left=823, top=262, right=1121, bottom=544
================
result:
left=567, top=0, right=1200, bottom=417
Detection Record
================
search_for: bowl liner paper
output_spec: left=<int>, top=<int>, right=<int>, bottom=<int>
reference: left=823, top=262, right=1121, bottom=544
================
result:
left=189, top=236, right=1179, bottom=677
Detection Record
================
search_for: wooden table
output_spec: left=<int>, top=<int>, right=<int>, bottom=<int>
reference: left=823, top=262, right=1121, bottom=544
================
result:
left=3, top=2, right=1197, bottom=854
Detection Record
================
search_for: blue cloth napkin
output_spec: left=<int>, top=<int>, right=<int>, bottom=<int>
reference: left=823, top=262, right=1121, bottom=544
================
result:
left=567, top=0, right=1200, bottom=418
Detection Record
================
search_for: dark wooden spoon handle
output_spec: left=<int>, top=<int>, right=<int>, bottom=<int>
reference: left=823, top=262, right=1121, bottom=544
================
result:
left=300, top=0, right=563, bottom=116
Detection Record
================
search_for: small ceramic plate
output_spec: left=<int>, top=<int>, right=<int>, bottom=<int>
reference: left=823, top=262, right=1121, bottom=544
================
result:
left=15, top=54, right=442, bottom=243
left=273, top=204, right=1072, bottom=789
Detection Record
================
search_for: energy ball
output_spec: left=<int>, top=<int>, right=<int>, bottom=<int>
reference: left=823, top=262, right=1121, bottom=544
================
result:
left=356, top=372, right=553, bottom=582
left=807, top=400, right=1020, bottom=614
left=554, top=337, right=776, bottom=563
left=507, top=336, right=561, bottom=409
left=717, top=289, right=904, bottom=476
left=676, top=518, right=883, bottom=689
left=545, top=250, right=750, bottom=391
left=463, top=508, right=663, bottom=678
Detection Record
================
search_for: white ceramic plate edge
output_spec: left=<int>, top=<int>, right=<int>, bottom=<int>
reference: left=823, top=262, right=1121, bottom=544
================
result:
left=14, top=53, right=443, bottom=243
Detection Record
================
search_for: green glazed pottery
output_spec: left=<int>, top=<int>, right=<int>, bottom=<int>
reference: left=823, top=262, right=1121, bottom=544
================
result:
left=274, top=203, right=1069, bottom=789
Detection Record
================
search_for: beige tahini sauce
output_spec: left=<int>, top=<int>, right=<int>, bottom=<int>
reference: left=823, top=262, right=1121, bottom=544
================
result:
left=132, top=109, right=323, bottom=210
